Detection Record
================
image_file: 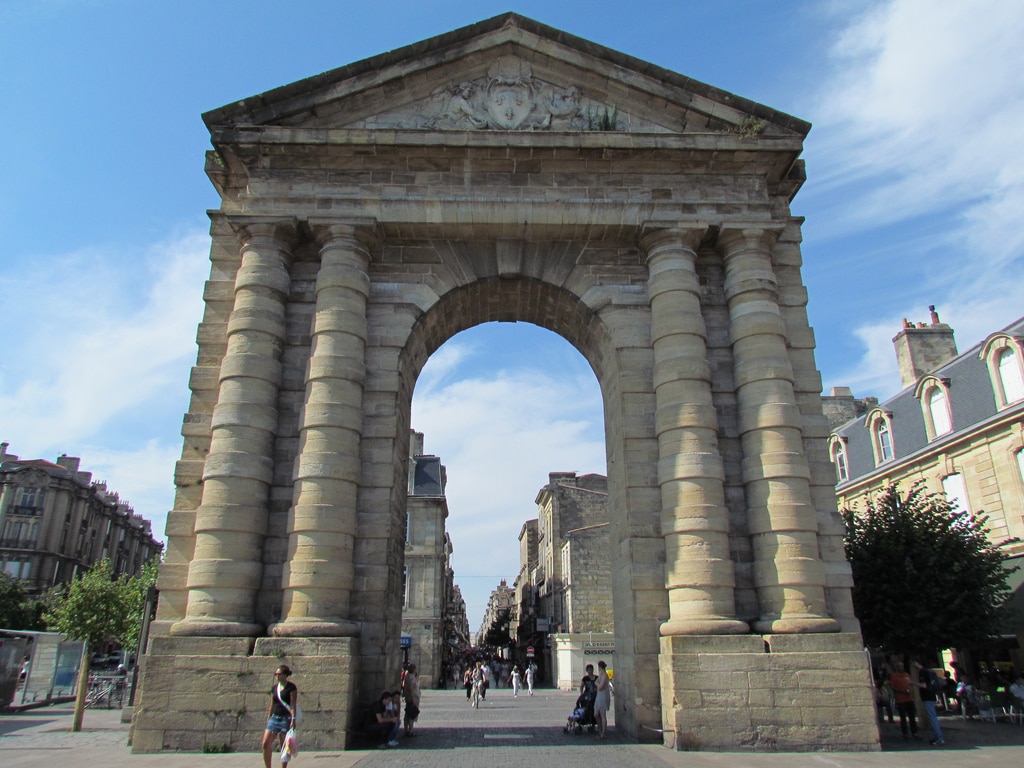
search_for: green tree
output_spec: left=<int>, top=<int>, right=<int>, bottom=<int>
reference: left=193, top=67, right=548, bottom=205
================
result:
left=842, top=483, right=1018, bottom=656
left=121, top=558, right=159, bottom=655
left=0, top=572, right=45, bottom=630
left=483, top=608, right=511, bottom=650
left=43, top=558, right=143, bottom=731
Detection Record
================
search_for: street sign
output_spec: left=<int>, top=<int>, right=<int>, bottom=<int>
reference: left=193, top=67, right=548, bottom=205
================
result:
left=526, top=645, right=534, bottom=657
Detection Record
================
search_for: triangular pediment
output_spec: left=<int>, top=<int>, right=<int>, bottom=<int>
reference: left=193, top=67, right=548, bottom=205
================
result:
left=204, top=14, right=808, bottom=138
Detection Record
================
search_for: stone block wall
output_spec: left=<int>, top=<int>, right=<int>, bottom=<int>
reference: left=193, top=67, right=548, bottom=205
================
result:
left=565, top=526, right=613, bottom=633
left=659, top=633, right=879, bottom=752
left=131, top=636, right=358, bottom=753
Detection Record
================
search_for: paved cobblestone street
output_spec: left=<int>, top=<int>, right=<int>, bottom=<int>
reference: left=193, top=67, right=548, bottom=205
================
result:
left=5, top=686, right=1024, bottom=767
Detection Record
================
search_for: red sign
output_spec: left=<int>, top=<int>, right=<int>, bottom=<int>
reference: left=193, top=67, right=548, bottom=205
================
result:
left=526, top=645, right=535, bottom=657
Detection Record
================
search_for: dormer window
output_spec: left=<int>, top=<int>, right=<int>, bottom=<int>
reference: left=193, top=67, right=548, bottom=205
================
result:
left=828, top=435, right=849, bottom=483
left=865, top=408, right=895, bottom=466
left=980, top=333, right=1024, bottom=409
left=999, top=349, right=1024, bottom=402
left=914, top=376, right=952, bottom=440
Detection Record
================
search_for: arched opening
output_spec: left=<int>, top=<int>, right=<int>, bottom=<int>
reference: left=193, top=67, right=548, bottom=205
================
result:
left=406, top=320, right=607, bottom=688
left=351, top=274, right=662, bottom=733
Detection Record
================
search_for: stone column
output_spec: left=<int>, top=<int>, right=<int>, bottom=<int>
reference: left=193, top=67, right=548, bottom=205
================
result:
left=643, top=228, right=749, bottom=636
left=719, top=227, right=838, bottom=634
left=270, top=223, right=372, bottom=637
left=171, top=221, right=293, bottom=637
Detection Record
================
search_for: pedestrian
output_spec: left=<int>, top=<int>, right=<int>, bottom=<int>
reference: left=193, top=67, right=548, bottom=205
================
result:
left=526, top=661, right=535, bottom=695
left=481, top=660, right=492, bottom=700
left=1011, top=674, right=1024, bottom=706
left=464, top=665, right=474, bottom=700
left=914, top=659, right=945, bottom=745
left=371, top=690, right=401, bottom=748
left=262, top=665, right=298, bottom=768
left=874, top=661, right=894, bottom=724
left=889, top=660, right=919, bottom=740
left=593, top=660, right=611, bottom=739
left=403, top=663, right=421, bottom=736
left=511, top=665, right=521, bottom=697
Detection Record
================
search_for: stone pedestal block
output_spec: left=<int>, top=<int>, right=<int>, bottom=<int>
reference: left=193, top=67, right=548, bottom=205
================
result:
left=131, top=636, right=359, bottom=753
left=658, top=633, right=879, bottom=752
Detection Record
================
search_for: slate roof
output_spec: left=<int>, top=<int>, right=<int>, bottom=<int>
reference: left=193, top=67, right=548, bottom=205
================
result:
left=834, top=315, right=1024, bottom=488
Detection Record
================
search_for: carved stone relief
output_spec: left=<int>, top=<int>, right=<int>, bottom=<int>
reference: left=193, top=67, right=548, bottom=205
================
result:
left=346, top=55, right=670, bottom=132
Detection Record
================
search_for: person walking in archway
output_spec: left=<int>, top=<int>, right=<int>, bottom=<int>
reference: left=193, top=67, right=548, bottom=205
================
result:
left=402, top=664, right=421, bottom=736
left=593, top=660, right=611, bottom=739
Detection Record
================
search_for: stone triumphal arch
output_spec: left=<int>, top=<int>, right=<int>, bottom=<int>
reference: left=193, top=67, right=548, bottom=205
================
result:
left=132, top=14, right=879, bottom=753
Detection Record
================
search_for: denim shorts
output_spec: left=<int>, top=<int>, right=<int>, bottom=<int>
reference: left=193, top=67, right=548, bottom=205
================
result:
left=266, top=713, right=291, bottom=733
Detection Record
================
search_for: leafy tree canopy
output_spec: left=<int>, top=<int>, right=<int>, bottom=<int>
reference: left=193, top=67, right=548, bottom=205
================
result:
left=122, top=558, right=159, bottom=654
left=43, top=558, right=137, bottom=651
left=0, top=572, right=45, bottom=630
left=843, top=483, right=1018, bottom=656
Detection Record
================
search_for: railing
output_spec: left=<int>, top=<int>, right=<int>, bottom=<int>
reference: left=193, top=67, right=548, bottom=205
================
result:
left=84, top=674, right=128, bottom=709
left=0, top=537, right=38, bottom=549
left=8, top=505, right=43, bottom=516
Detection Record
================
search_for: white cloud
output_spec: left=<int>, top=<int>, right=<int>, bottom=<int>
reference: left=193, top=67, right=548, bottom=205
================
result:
left=809, top=0, right=1024, bottom=397
left=412, top=356, right=606, bottom=626
left=0, top=230, right=210, bottom=538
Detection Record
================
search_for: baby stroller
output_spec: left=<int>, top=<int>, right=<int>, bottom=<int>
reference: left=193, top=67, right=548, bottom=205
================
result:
left=564, top=687, right=597, bottom=734
left=957, top=682, right=997, bottom=722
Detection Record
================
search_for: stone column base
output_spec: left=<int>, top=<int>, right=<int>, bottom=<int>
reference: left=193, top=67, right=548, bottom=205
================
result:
left=659, top=633, right=880, bottom=752
left=131, top=635, right=359, bottom=753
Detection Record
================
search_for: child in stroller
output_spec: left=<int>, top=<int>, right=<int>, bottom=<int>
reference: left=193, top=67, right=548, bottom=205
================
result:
left=564, top=664, right=598, bottom=734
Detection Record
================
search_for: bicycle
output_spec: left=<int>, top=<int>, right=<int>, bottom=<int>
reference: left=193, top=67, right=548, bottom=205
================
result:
left=85, top=680, right=114, bottom=708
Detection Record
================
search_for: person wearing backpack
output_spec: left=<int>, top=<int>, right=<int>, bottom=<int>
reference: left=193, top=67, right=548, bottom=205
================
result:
left=914, top=659, right=945, bottom=745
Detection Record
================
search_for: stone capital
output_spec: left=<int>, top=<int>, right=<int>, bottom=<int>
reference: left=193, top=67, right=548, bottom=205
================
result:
left=308, top=218, right=380, bottom=254
left=639, top=224, right=709, bottom=262
left=225, top=216, right=300, bottom=249
left=716, top=224, right=784, bottom=258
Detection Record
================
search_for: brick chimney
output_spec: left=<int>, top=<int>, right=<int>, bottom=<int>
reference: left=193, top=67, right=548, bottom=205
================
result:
left=892, top=306, right=958, bottom=389
left=56, top=453, right=81, bottom=473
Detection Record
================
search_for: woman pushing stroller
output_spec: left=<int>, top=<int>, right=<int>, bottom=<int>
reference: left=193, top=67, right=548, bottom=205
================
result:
left=564, top=663, right=598, bottom=734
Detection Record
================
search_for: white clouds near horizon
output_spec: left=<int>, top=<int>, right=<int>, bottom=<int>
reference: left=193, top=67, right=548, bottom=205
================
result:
left=411, top=333, right=606, bottom=626
left=0, top=230, right=210, bottom=535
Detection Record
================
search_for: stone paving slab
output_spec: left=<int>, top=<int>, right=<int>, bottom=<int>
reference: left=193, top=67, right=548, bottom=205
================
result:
left=4, top=688, right=1024, bottom=768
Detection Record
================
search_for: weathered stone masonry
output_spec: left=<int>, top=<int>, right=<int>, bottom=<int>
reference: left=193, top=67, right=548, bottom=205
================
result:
left=132, top=13, right=878, bottom=753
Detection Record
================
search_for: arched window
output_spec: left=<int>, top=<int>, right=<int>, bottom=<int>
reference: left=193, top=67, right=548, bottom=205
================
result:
left=980, top=333, right=1024, bottom=409
left=829, top=436, right=849, bottom=483
left=915, top=377, right=952, bottom=440
left=999, top=348, right=1024, bottom=403
left=928, top=388, right=951, bottom=435
left=877, top=421, right=893, bottom=461
left=865, top=408, right=895, bottom=466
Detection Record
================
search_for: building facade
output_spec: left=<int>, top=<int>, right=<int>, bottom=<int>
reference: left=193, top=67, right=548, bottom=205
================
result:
left=402, top=431, right=467, bottom=687
left=507, top=472, right=614, bottom=684
left=535, top=473, right=611, bottom=634
left=478, top=578, right=515, bottom=651
left=827, top=310, right=1024, bottom=668
left=0, top=443, right=162, bottom=596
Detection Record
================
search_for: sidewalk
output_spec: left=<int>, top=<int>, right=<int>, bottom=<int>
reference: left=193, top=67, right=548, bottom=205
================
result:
left=4, top=688, right=1024, bottom=768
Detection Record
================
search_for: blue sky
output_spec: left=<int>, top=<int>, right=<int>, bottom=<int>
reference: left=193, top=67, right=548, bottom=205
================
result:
left=2, top=1, right=1022, bottom=629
